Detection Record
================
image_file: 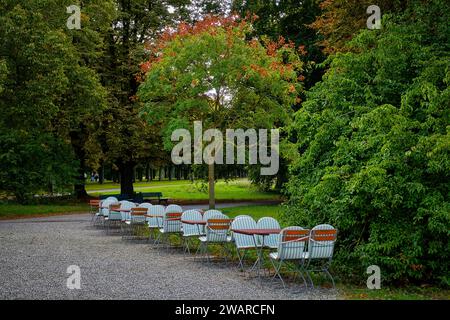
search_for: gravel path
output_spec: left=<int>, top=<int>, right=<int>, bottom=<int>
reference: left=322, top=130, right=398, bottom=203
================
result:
left=0, top=214, right=337, bottom=300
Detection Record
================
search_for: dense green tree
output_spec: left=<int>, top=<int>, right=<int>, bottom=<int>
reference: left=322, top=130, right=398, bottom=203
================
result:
left=138, top=17, right=303, bottom=208
left=0, top=0, right=112, bottom=201
left=283, top=0, right=449, bottom=285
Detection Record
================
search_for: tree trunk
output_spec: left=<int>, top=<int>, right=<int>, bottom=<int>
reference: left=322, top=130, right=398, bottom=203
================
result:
left=208, top=164, right=215, bottom=209
left=70, top=131, right=88, bottom=199
left=119, top=162, right=134, bottom=196
left=99, top=164, right=104, bottom=184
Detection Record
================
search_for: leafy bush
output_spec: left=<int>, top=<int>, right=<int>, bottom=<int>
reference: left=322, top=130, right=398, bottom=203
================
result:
left=283, top=1, right=449, bottom=286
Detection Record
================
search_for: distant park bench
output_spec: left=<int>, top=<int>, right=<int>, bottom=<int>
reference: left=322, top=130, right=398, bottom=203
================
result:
left=138, top=192, right=169, bottom=205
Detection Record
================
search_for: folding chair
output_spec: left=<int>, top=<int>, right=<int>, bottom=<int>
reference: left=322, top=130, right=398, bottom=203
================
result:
left=198, top=213, right=232, bottom=263
left=93, top=199, right=117, bottom=227
left=89, top=199, right=100, bottom=224
left=231, top=216, right=260, bottom=271
left=123, top=206, right=149, bottom=240
left=303, top=224, right=337, bottom=288
left=146, top=205, right=165, bottom=243
left=104, top=203, right=121, bottom=234
left=156, top=205, right=183, bottom=250
left=181, top=210, right=204, bottom=256
left=257, top=217, right=281, bottom=249
left=269, top=226, right=309, bottom=288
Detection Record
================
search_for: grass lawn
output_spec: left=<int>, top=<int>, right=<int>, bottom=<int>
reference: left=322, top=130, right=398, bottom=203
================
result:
left=339, top=285, right=449, bottom=300
left=221, top=205, right=283, bottom=223
left=86, top=179, right=280, bottom=202
left=0, top=203, right=89, bottom=220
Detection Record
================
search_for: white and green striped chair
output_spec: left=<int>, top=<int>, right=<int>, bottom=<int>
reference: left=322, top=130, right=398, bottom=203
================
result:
left=303, top=224, right=337, bottom=288
left=257, top=217, right=281, bottom=249
left=146, top=205, right=165, bottom=243
left=202, top=210, right=223, bottom=222
left=181, top=210, right=204, bottom=256
left=198, top=212, right=232, bottom=263
left=269, top=226, right=309, bottom=288
left=156, top=205, right=183, bottom=249
left=135, top=203, right=152, bottom=223
left=123, top=203, right=152, bottom=240
left=233, top=215, right=252, bottom=220
left=106, top=200, right=135, bottom=235
left=95, top=198, right=118, bottom=228
left=231, top=216, right=260, bottom=271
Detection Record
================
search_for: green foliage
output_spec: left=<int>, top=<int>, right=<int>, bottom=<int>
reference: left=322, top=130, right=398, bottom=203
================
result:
left=95, top=0, right=190, bottom=195
left=0, top=59, right=6, bottom=94
left=0, top=203, right=89, bottom=219
left=138, top=18, right=303, bottom=206
left=231, top=1, right=326, bottom=191
left=0, top=0, right=112, bottom=201
left=232, top=0, right=324, bottom=79
left=138, top=18, right=302, bottom=146
left=283, top=1, right=450, bottom=286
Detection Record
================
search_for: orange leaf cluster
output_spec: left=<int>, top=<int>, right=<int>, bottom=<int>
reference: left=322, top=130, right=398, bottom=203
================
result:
left=249, top=64, right=269, bottom=78
left=140, top=15, right=247, bottom=75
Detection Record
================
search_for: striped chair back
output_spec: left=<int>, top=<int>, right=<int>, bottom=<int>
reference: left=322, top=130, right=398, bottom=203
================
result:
left=147, top=205, right=165, bottom=228
left=202, top=210, right=223, bottom=222
left=181, top=210, right=204, bottom=237
left=162, top=206, right=183, bottom=233
left=256, top=217, right=281, bottom=247
left=119, top=201, right=136, bottom=221
left=231, top=216, right=257, bottom=249
left=277, top=227, right=309, bottom=260
left=100, top=199, right=118, bottom=217
left=166, top=204, right=183, bottom=214
left=308, top=224, right=337, bottom=259
left=233, top=215, right=252, bottom=220
left=138, top=203, right=153, bottom=209
left=206, top=213, right=231, bottom=243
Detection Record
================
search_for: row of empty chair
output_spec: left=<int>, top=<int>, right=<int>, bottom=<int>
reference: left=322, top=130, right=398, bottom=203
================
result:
left=89, top=198, right=337, bottom=289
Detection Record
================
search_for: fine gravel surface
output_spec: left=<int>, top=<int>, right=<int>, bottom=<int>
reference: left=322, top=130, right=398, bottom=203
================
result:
left=0, top=213, right=338, bottom=300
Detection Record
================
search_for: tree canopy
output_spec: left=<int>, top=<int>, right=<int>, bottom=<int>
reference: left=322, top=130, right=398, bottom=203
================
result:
left=0, top=0, right=113, bottom=201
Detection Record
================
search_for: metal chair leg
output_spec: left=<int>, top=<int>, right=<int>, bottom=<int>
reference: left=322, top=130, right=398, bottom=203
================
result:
left=270, top=259, right=286, bottom=288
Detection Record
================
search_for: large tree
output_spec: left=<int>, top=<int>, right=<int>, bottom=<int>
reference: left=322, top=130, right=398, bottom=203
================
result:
left=138, top=17, right=303, bottom=208
left=97, top=0, right=190, bottom=196
left=0, top=0, right=112, bottom=201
